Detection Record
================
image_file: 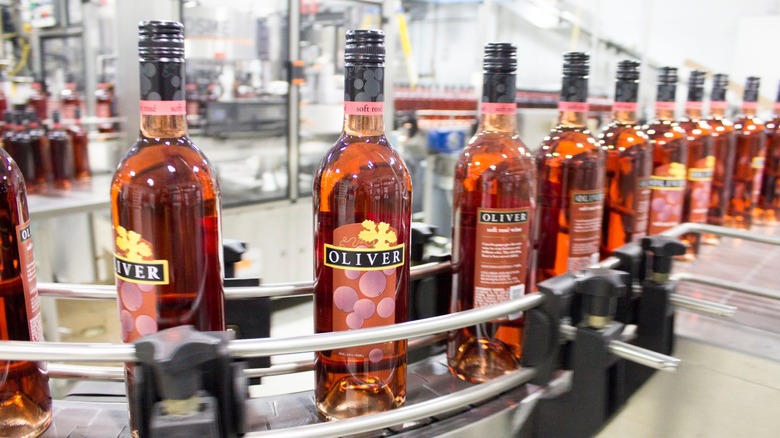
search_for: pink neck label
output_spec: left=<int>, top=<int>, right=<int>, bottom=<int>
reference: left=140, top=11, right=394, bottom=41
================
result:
left=686, top=101, right=703, bottom=111
left=140, top=100, right=186, bottom=116
left=612, top=102, right=637, bottom=112
left=345, top=101, right=384, bottom=116
left=775, top=103, right=780, bottom=113
left=558, top=101, right=589, bottom=112
left=710, top=101, right=727, bottom=110
left=655, top=101, right=676, bottom=111
left=742, top=101, right=758, bottom=110
left=481, top=102, right=517, bottom=115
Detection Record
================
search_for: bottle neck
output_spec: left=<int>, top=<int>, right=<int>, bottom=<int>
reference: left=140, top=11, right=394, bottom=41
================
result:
left=710, top=107, right=726, bottom=117
left=742, top=101, right=758, bottom=117
left=479, top=72, right=517, bottom=131
left=613, top=79, right=638, bottom=124
left=141, top=114, right=187, bottom=138
left=342, top=64, right=386, bottom=136
left=613, top=109, right=637, bottom=124
left=139, top=59, right=188, bottom=138
left=559, top=75, right=588, bottom=128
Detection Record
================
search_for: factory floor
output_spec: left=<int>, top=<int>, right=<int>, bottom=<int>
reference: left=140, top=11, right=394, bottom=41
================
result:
left=599, top=224, right=780, bottom=437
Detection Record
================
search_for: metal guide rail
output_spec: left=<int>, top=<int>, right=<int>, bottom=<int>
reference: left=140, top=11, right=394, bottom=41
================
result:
left=2, top=223, right=779, bottom=437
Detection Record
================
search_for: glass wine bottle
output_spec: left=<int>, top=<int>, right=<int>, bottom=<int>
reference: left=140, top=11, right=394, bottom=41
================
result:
left=726, top=77, right=766, bottom=229
left=598, top=60, right=651, bottom=257
left=536, top=52, right=605, bottom=283
left=704, top=74, right=737, bottom=244
left=678, top=70, right=714, bottom=258
left=756, top=81, right=780, bottom=225
left=644, top=67, right=688, bottom=236
left=0, top=145, right=52, bottom=436
left=448, top=43, right=536, bottom=383
left=111, top=21, right=225, bottom=433
left=313, top=29, right=412, bottom=420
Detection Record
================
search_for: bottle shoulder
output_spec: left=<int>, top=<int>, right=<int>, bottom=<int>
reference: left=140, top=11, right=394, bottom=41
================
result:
left=112, top=136, right=220, bottom=192
left=678, top=118, right=713, bottom=139
left=734, top=115, right=765, bottom=133
left=537, top=126, right=603, bottom=161
left=598, top=122, right=649, bottom=151
left=643, top=120, right=687, bottom=142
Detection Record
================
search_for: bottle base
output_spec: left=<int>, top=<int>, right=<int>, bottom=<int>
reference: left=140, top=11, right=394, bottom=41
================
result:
left=448, top=337, right=519, bottom=383
left=0, top=393, right=52, bottom=438
left=316, top=375, right=403, bottom=420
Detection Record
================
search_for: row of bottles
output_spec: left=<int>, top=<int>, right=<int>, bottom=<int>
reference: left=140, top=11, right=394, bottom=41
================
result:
left=6, top=22, right=780, bottom=437
left=0, top=110, right=90, bottom=192
left=26, top=81, right=118, bottom=134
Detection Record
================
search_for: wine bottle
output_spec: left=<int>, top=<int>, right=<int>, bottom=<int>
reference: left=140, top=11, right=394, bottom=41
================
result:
left=69, top=108, right=91, bottom=181
left=448, top=43, right=536, bottom=383
left=756, top=81, right=780, bottom=225
left=678, top=70, right=714, bottom=258
left=644, top=67, right=688, bottom=236
left=313, top=29, right=412, bottom=420
left=111, top=21, right=225, bottom=432
left=536, top=52, right=605, bottom=283
left=48, top=111, right=74, bottom=190
left=704, top=74, right=737, bottom=243
left=7, top=113, right=36, bottom=190
left=726, top=76, right=766, bottom=229
left=598, top=60, right=651, bottom=256
left=0, top=144, right=52, bottom=436
left=27, top=112, right=53, bottom=190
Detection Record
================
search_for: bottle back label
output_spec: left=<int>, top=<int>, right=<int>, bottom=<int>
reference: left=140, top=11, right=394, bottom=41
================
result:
left=473, top=209, right=530, bottom=318
left=632, top=178, right=652, bottom=243
left=113, top=225, right=170, bottom=343
left=327, top=220, right=404, bottom=362
left=568, top=190, right=604, bottom=272
left=648, top=162, right=686, bottom=235
left=687, top=156, right=715, bottom=223
left=17, top=221, right=43, bottom=342
left=752, top=156, right=766, bottom=204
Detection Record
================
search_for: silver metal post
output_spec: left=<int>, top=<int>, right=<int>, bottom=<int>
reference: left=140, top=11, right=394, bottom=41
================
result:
left=671, top=272, right=780, bottom=302
left=669, top=293, right=737, bottom=317
left=608, top=340, right=680, bottom=372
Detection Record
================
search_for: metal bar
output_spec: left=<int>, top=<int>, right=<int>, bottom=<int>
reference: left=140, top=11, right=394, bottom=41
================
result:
left=37, top=260, right=453, bottom=300
left=228, top=293, right=544, bottom=358
left=662, top=223, right=780, bottom=246
left=48, top=364, right=125, bottom=381
left=590, top=256, right=620, bottom=270
left=0, top=293, right=543, bottom=362
left=244, top=361, right=313, bottom=379
left=671, top=272, right=780, bottom=302
left=608, top=340, right=680, bottom=372
left=49, top=334, right=448, bottom=381
left=243, top=367, right=537, bottom=438
left=0, top=341, right=136, bottom=362
left=287, top=0, right=300, bottom=201
left=668, top=293, right=737, bottom=317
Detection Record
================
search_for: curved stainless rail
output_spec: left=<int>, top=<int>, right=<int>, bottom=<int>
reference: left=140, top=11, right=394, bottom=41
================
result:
left=243, top=367, right=537, bottom=438
left=37, top=260, right=452, bottom=300
left=0, top=293, right=543, bottom=362
left=662, top=222, right=780, bottom=245
left=671, top=272, right=780, bottom=301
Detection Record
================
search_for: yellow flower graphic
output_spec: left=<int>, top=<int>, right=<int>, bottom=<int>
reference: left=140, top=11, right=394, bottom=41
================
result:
left=669, top=162, right=686, bottom=179
left=358, top=220, right=397, bottom=250
left=115, top=226, right=152, bottom=261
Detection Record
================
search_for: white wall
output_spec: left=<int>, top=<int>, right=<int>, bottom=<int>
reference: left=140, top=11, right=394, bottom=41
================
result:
left=404, top=0, right=780, bottom=112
